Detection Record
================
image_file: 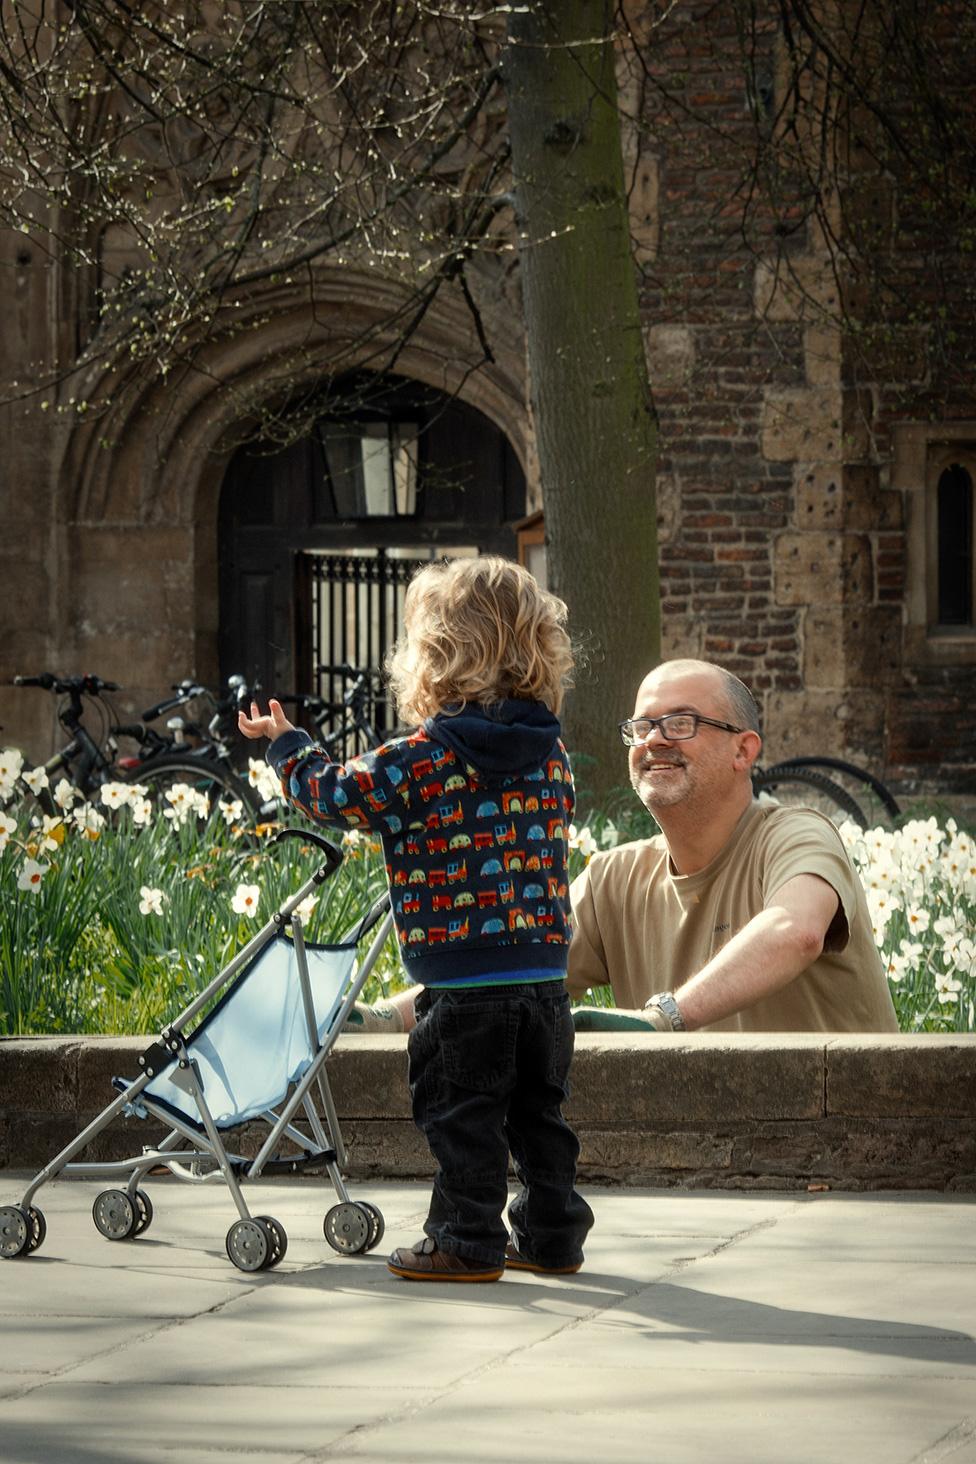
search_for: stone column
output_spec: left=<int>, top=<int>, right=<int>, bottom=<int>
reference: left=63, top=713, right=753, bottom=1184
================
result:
left=756, top=248, right=901, bottom=764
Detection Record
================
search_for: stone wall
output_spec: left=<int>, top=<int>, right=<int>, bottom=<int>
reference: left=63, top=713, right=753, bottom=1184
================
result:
left=1, top=2, right=975, bottom=792
left=630, top=3, right=976, bottom=789
left=2, top=1034, right=974, bottom=1192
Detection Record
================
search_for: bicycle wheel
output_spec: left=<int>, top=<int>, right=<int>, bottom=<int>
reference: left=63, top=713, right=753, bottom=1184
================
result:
left=752, top=767, right=867, bottom=829
left=766, top=757, right=901, bottom=823
left=121, top=756, right=261, bottom=823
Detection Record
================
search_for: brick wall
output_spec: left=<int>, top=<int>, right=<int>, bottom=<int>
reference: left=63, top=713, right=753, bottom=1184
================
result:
left=627, top=0, right=976, bottom=792
left=1, top=2, right=975, bottom=794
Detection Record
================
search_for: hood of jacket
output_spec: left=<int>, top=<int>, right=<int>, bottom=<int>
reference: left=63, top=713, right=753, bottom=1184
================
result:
left=424, top=700, right=561, bottom=782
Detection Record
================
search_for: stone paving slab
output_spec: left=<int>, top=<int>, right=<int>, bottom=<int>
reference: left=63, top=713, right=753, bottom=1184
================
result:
left=330, top=1378, right=976, bottom=1464
left=0, top=1176, right=973, bottom=1464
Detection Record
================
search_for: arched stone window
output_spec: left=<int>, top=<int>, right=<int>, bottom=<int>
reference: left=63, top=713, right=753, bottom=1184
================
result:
left=894, top=424, right=976, bottom=665
left=935, top=462, right=974, bottom=626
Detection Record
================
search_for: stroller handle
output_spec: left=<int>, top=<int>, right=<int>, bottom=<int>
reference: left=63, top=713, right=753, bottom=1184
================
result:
left=272, top=826, right=343, bottom=876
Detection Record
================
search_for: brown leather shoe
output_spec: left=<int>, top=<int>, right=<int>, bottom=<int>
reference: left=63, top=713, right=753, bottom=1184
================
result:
left=504, top=1241, right=582, bottom=1275
left=387, top=1236, right=503, bottom=1282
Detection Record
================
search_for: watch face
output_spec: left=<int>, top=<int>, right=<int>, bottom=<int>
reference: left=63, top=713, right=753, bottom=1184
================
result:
left=654, top=993, right=684, bottom=1030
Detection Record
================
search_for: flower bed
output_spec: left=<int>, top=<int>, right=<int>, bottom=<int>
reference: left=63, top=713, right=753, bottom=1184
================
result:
left=0, top=755, right=393, bottom=1034
left=1, top=747, right=973, bottom=1035
left=838, top=816, right=976, bottom=1031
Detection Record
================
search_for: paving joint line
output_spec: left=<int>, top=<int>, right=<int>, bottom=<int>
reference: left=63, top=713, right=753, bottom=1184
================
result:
left=289, top=1209, right=807, bottom=1460
left=908, top=1416, right=976, bottom=1463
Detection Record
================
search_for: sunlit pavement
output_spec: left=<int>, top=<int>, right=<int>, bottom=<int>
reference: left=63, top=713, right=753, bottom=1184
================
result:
left=1, top=1177, right=974, bottom=1464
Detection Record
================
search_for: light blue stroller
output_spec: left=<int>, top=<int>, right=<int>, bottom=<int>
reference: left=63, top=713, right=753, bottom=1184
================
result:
left=0, top=830, right=394, bottom=1272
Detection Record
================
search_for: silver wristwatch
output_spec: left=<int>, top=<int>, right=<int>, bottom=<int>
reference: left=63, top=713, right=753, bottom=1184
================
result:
left=643, top=991, right=687, bottom=1031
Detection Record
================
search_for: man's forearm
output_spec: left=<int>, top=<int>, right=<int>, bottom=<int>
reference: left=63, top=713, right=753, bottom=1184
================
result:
left=671, top=905, right=826, bottom=1031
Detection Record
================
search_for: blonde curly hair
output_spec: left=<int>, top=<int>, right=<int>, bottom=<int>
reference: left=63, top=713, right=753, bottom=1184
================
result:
left=387, top=556, right=574, bottom=721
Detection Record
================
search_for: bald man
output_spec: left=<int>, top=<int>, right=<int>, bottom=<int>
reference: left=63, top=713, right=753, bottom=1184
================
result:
left=568, top=659, right=897, bottom=1033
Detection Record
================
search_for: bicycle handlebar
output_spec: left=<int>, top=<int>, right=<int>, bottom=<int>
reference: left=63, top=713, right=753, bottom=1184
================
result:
left=141, top=681, right=209, bottom=722
left=12, top=673, right=57, bottom=690
left=278, top=692, right=328, bottom=712
left=13, top=672, right=120, bottom=694
left=318, top=664, right=383, bottom=690
left=285, top=666, right=380, bottom=713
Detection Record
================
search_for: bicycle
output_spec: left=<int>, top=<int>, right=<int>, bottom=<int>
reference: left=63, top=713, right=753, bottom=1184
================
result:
left=121, top=673, right=262, bottom=782
left=280, top=664, right=396, bottom=761
left=8, top=673, right=260, bottom=820
left=751, top=763, right=869, bottom=829
left=765, top=756, right=901, bottom=827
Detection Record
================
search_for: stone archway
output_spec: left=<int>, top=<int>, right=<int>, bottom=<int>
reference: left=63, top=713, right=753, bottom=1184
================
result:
left=217, top=373, right=528, bottom=697
left=56, top=269, right=531, bottom=719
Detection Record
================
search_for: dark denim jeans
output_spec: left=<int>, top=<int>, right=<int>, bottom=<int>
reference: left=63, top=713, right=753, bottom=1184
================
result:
left=407, top=981, right=594, bottom=1267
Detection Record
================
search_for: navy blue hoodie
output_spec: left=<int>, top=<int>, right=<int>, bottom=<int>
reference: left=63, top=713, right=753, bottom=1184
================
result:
left=268, top=701, right=575, bottom=987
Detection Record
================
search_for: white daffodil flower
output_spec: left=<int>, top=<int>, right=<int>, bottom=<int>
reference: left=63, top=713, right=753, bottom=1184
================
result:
left=162, top=782, right=207, bottom=826
left=935, top=970, right=963, bottom=1005
left=248, top=759, right=282, bottom=805
left=904, top=905, right=931, bottom=936
left=884, top=952, right=908, bottom=983
left=0, top=810, right=17, bottom=849
left=21, top=766, right=50, bottom=794
left=0, top=748, right=25, bottom=788
left=72, top=804, right=106, bottom=838
left=138, top=886, right=167, bottom=916
left=100, top=782, right=132, bottom=809
left=231, top=883, right=261, bottom=918
left=17, top=857, right=49, bottom=893
left=53, top=778, right=78, bottom=810
left=295, top=893, right=319, bottom=923
left=567, top=823, right=597, bottom=858
left=35, top=814, right=66, bottom=852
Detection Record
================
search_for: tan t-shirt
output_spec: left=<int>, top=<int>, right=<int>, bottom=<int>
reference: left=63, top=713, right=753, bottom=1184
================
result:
left=567, top=800, right=898, bottom=1032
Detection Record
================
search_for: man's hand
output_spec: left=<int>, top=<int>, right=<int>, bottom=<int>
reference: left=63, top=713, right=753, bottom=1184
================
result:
left=238, top=698, right=296, bottom=742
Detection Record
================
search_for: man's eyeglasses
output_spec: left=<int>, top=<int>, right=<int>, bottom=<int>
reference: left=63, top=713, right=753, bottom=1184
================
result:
left=618, top=713, right=743, bottom=746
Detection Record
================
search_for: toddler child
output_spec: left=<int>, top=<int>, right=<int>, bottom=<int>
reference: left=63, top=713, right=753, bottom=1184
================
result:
left=239, top=555, right=593, bottom=1281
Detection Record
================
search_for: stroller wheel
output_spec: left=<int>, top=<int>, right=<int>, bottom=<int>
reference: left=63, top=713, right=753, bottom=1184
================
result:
left=357, top=1200, right=385, bottom=1251
left=254, top=1215, right=288, bottom=1268
left=133, top=1190, right=154, bottom=1236
left=26, top=1206, right=47, bottom=1253
left=92, top=1189, right=138, bottom=1241
left=323, top=1202, right=371, bottom=1256
left=0, top=1205, right=32, bottom=1259
left=226, top=1217, right=277, bottom=1273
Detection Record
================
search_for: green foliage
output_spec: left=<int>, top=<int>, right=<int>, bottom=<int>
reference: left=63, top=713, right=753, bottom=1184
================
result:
left=0, top=782, right=392, bottom=1036
left=2, top=768, right=973, bottom=1035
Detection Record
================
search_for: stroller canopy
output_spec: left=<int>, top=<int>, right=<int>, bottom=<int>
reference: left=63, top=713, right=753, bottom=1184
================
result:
left=132, top=933, right=359, bottom=1130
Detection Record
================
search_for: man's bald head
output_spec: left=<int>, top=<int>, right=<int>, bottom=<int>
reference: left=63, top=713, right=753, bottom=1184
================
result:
left=636, top=660, right=761, bottom=735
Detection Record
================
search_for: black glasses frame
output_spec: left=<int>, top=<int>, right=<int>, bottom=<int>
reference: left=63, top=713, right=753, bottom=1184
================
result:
left=618, top=713, right=743, bottom=746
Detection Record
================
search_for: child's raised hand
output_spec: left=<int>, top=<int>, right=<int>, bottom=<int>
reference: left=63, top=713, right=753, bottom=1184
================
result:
left=238, top=698, right=295, bottom=742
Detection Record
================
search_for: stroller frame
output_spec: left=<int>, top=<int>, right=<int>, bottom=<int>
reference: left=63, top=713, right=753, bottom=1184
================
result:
left=0, top=829, right=396, bottom=1272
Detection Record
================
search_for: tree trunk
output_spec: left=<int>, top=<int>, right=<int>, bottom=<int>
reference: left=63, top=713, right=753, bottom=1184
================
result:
left=504, top=0, right=660, bottom=808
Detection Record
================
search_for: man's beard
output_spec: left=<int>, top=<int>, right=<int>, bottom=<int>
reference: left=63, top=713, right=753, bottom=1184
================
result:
left=630, top=753, right=691, bottom=810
